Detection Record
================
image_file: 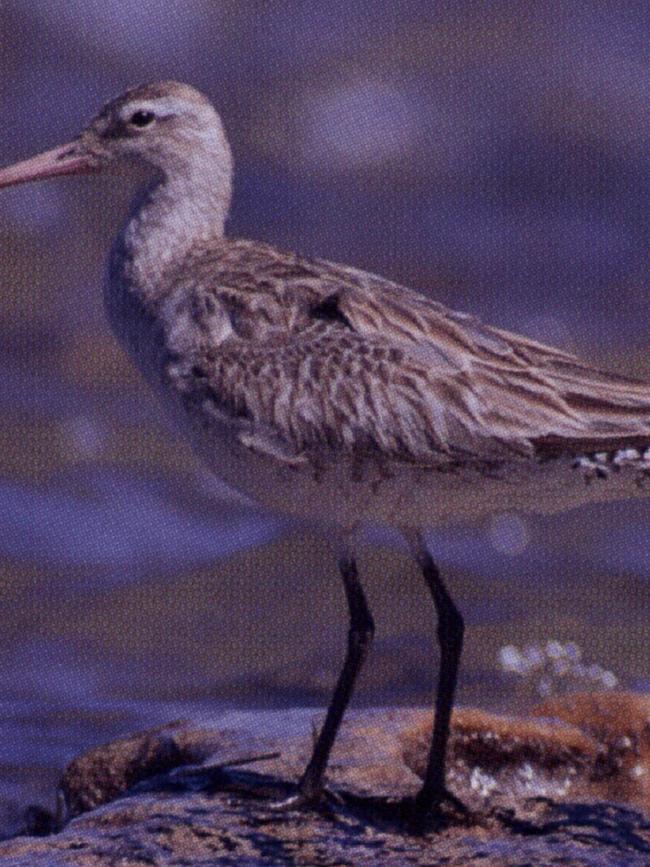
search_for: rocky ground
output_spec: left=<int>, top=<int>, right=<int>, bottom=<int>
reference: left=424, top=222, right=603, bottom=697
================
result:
left=0, top=691, right=648, bottom=865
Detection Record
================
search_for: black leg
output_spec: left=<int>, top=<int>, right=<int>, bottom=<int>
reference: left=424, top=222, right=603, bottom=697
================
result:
left=413, top=546, right=465, bottom=821
left=296, top=555, right=375, bottom=801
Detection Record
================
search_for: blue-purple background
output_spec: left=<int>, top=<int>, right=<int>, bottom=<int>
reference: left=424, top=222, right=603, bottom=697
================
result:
left=0, top=0, right=649, bottom=818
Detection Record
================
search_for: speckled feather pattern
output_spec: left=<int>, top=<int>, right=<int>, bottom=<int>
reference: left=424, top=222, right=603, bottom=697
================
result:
left=151, top=238, right=650, bottom=469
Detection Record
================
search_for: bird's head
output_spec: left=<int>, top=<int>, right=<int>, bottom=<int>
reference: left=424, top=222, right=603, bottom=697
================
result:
left=0, top=81, right=232, bottom=189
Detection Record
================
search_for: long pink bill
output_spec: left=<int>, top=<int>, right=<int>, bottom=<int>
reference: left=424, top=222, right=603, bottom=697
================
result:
left=0, top=141, right=99, bottom=190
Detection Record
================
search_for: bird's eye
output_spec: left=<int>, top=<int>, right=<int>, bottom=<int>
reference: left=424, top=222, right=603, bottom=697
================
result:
left=129, top=110, right=155, bottom=128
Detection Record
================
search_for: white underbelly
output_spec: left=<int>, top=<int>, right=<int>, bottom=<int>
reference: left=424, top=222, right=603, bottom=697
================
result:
left=166, top=393, right=650, bottom=530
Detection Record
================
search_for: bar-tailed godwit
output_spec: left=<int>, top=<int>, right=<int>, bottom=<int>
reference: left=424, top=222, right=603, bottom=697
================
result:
left=2, top=81, right=650, bottom=828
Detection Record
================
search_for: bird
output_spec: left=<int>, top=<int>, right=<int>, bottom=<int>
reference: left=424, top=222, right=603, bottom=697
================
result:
left=2, top=80, right=650, bottom=829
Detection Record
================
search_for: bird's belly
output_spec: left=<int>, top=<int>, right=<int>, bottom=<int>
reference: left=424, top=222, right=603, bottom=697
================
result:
left=168, top=402, right=650, bottom=529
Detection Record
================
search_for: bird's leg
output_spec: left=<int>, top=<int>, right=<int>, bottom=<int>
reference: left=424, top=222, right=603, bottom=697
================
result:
left=276, top=554, right=374, bottom=808
left=411, top=537, right=467, bottom=827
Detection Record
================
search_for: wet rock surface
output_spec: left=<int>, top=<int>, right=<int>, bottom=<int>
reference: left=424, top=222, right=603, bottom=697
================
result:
left=0, top=692, right=649, bottom=865
left=404, top=691, right=650, bottom=813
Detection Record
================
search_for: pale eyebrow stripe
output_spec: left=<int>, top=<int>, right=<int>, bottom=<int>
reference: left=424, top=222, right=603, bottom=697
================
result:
left=119, top=98, right=183, bottom=121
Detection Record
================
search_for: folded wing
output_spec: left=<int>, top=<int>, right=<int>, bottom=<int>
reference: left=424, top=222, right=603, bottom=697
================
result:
left=170, top=240, right=650, bottom=467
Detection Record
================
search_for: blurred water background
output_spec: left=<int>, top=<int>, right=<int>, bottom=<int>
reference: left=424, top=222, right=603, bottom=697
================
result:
left=0, top=0, right=649, bottom=817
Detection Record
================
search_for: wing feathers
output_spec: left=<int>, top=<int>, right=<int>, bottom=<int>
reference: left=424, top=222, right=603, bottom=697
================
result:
left=169, top=239, right=650, bottom=465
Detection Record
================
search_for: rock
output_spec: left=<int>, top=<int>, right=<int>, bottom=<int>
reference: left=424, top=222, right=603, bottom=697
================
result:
left=60, top=719, right=226, bottom=819
left=402, top=707, right=599, bottom=805
left=533, top=690, right=650, bottom=810
left=0, top=802, right=55, bottom=842
left=0, top=694, right=648, bottom=865
left=401, top=691, right=650, bottom=814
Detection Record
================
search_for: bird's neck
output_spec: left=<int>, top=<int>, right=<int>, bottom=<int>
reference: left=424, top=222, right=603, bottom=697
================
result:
left=112, top=153, right=232, bottom=302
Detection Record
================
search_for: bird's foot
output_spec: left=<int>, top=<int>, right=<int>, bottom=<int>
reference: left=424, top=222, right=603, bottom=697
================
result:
left=405, top=785, right=474, bottom=833
left=268, top=782, right=343, bottom=816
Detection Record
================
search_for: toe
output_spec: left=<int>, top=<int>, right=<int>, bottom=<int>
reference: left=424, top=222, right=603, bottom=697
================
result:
left=268, top=791, right=317, bottom=812
left=268, top=784, right=341, bottom=814
left=409, top=787, right=473, bottom=832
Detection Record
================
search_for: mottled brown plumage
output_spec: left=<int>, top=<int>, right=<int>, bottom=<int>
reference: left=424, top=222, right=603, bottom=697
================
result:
left=160, top=236, right=650, bottom=474
left=2, top=80, right=649, bottom=829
